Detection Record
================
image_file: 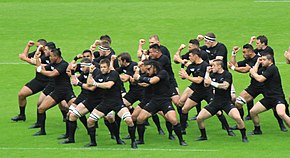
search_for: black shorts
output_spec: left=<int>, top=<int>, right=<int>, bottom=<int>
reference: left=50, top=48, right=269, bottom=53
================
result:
left=169, top=84, right=179, bottom=97
left=245, top=84, right=263, bottom=98
left=82, top=98, right=102, bottom=112
left=49, top=89, right=76, bottom=104
left=123, top=89, right=143, bottom=104
left=95, top=102, right=125, bottom=115
left=138, top=98, right=151, bottom=109
left=74, top=91, right=88, bottom=105
left=25, top=78, right=48, bottom=94
left=143, top=99, right=175, bottom=115
left=189, top=90, right=213, bottom=104
left=42, top=83, right=54, bottom=96
left=259, top=97, right=287, bottom=110
left=204, top=101, right=235, bottom=116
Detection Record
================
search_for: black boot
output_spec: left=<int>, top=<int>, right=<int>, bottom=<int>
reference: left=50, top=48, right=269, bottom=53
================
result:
left=84, top=127, right=97, bottom=147
left=173, top=123, right=187, bottom=146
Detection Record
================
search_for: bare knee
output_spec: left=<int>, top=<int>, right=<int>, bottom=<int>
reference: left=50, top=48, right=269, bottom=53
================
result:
left=87, top=118, right=95, bottom=128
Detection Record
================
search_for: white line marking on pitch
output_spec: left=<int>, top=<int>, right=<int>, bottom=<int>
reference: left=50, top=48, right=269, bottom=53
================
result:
left=0, top=147, right=218, bottom=152
left=255, top=0, right=290, bottom=2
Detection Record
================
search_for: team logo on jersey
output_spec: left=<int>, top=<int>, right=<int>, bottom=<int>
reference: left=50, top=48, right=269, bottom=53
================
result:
left=190, top=68, right=195, bottom=72
left=51, top=66, right=54, bottom=70
left=206, top=50, right=210, bottom=53
left=212, top=78, right=216, bottom=81
left=220, top=78, right=224, bottom=81
left=84, top=75, right=88, bottom=79
left=123, top=70, right=127, bottom=73
left=98, top=79, right=103, bottom=82
left=45, top=60, right=50, bottom=64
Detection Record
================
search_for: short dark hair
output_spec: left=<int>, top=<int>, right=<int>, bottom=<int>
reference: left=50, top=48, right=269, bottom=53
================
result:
left=189, top=48, right=201, bottom=57
left=144, top=60, right=162, bottom=73
left=100, top=35, right=112, bottom=44
left=99, top=59, right=110, bottom=67
left=243, top=44, right=254, bottom=52
left=80, top=58, right=91, bottom=63
left=45, top=42, right=56, bottom=50
left=51, top=48, right=62, bottom=57
left=37, top=39, right=47, bottom=45
left=263, top=53, right=273, bottom=62
left=213, top=59, right=224, bottom=68
left=117, top=52, right=132, bottom=62
left=205, top=32, right=216, bottom=38
left=82, top=49, right=92, bottom=55
left=149, top=43, right=160, bottom=51
left=189, top=39, right=200, bottom=47
left=257, top=35, right=268, bottom=45
left=101, top=40, right=111, bottom=49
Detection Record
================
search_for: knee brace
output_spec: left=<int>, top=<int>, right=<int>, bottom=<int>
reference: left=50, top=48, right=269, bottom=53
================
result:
left=69, top=105, right=82, bottom=118
left=236, top=96, right=247, bottom=105
left=89, top=112, right=101, bottom=122
left=121, top=111, right=131, bottom=121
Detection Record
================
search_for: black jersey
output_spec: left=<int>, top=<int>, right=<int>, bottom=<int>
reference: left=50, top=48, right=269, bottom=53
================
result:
left=77, top=71, right=90, bottom=94
left=150, top=70, right=171, bottom=100
left=28, top=51, right=50, bottom=82
left=93, top=53, right=119, bottom=68
left=87, top=68, right=103, bottom=101
left=237, top=55, right=263, bottom=87
left=186, top=61, right=210, bottom=92
left=200, top=42, right=228, bottom=70
left=46, top=60, right=72, bottom=90
left=160, top=45, right=171, bottom=60
left=261, top=64, right=285, bottom=99
left=210, top=70, right=232, bottom=102
left=152, top=55, right=176, bottom=83
left=97, top=70, right=123, bottom=105
left=181, top=50, right=209, bottom=63
left=116, top=61, right=143, bottom=91
left=254, top=46, right=275, bottom=64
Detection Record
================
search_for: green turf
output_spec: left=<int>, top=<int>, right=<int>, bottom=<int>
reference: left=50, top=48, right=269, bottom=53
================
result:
left=1, top=0, right=290, bottom=157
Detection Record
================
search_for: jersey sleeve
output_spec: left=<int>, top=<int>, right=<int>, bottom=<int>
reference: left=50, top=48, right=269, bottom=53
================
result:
left=224, top=72, right=232, bottom=85
left=107, top=71, right=119, bottom=82
left=216, top=44, right=227, bottom=57
left=157, top=70, right=168, bottom=81
left=237, top=60, right=247, bottom=67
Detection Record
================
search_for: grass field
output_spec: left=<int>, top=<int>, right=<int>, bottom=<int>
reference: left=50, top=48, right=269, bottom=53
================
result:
left=1, top=0, right=290, bottom=157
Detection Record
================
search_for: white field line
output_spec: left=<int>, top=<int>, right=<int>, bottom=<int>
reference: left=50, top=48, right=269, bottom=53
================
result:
left=255, top=0, right=290, bottom=2
left=0, top=147, right=218, bottom=152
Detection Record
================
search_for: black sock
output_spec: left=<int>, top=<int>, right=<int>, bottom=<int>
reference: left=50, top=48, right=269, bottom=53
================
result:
left=238, top=108, right=244, bottom=119
left=137, top=124, right=145, bottom=141
left=173, top=123, right=183, bottom=142
left=68, top=120, right=77, bottom=141
left=180, top=113, right=188, bottom=130
left=60, top=110, right=67, bottom=121
left=104, top=120, right=114, bottom=137
left=217, top=114, right=230, bottom=131
left=79, top=116, right=88, bottom=130
left=239, top=128, right=246, bottom=138
left=110, top=122, right=121, bottom=140
left=128, top=126, right=136, bottom=143
left=176, top=107, right=182, bottom=121
left=115, top=115, right=121, bottom=132
left=20, top=106, right=25, bottom=116
left=166, top=121, right=173, bottom=135
left=273, top=110, right=284, bottom=126
left=36, top=110, right=40, bottom=124
left=39, top=112, right=46, bottom=133
left=254, top=126, right=261, bottom=131
left=152, top=114, right=161, bottom=130
left=200, top=128, right=207, bottom=138
left=196, top=102, right=201, bottom=115
left=247, top=101, right=254, bottom=116
left=88, top=127, right=96, bottom=144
